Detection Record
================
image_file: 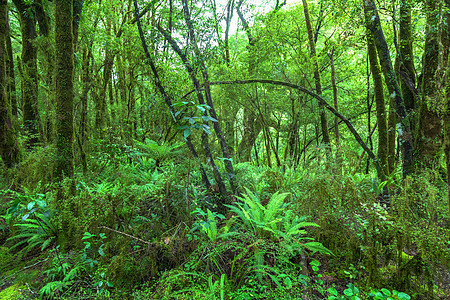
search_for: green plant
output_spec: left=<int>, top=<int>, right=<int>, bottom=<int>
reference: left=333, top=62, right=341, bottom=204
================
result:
left=39, top=232, right=113, bottom=299
left=6, top=197, right=56, bottom=259
left=226, top=189, right=331, bottom=255
left=190, top=208, right=236, bottom=242
left=326, top=284, right=411, bottom=300
left=225, top=189, right=290, bottom=239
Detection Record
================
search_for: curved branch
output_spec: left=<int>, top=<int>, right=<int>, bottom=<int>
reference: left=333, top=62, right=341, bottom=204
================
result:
left=210, top=79, right=386, bottom=181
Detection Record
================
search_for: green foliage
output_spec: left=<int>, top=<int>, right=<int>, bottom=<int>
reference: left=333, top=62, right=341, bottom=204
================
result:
left=326, top=284, right=411, bottom=300
left=3, top=191, right=56, bottom=259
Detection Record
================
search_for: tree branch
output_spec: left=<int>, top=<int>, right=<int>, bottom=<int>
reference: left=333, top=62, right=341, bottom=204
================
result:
left=209, top=79, right=386, bottom=181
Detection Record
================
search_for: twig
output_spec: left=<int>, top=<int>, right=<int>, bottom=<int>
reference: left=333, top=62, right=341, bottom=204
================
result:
left=98, top=226, right=152, bottom=245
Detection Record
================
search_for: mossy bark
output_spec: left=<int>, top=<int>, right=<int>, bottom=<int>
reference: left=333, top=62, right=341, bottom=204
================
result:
left=54, top=0, right=74, bottom=180
left=399, top=0, right=417, bottom=129
left=13, top=0, right=40, bottom=147
left=364, top=0, right=413, bottom=178
left=365, top=13, right=388, bottom=177
left=0, top=0, right=20, bottom=167
left=236, top=0, right=260, bottom=163
left=417, top=0, right=442, bottom=168
left=5, top=11, right=17, bottom=118
left=387, top=97, right=397, bottom=174
left=302, top=0, right=331, bottom=152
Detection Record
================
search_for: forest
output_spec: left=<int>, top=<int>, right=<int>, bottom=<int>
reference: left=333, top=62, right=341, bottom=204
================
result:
left=0, top=0, right=449, bottom=298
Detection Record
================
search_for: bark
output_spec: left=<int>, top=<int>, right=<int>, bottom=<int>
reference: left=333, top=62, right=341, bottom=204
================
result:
left=5, top=12, right=17, bottom=117
left=398, top=0, right=416, bottom=121
left=328, top=47, right=339, bottom=144
left=224, top=0, right=234, bottom=66
left=79, top=47, right=92, bottom=174
left=133, top=0, right=211, bottom=190
left=0, top=0, right=19, bottom=167
left=417, top=0, right=444, bottom=167
left=445, top=58, right=450, bottom=211
left=365, top=15, right=388, bottom=176
left=388, top=96, right=397, bottom=174
left=236, top=0, right=260, bottom=162
left=210, top=79, right=387, bottom=181
left=441, top=1, right=450, bottom=210
left=13, top=0, right=40, bottom=147
left=182, top=0, right=237, bottom=195
left=302, top=0, right=331, bottom=152
left=54, top=0, right=74, bottom=179
left=73, top=0, right=84, bottom=53
left=95, top=21, right=114, bottom=132
left=364, top=0, right=413, bottom=178
left=155, top=8, right=229, bottom=207
left=237, top=109, right=263, bottom=161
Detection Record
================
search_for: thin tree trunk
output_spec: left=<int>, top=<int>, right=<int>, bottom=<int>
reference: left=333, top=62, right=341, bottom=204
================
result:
left=5, top=11, right=17, bottom=117
left=224, top=0, right=234, bottom=66
left=182, top=0, right=237, bottom=195
left=366, top=16, right=388, bottom=176
left=236, top=0, right=260, bottom=163
left=364, top=0, right=413, bottom=178
left=302, top=0, right=331, bottom=153
left=133, top=0, right=211, bottom=191
left=0, top=0, right=19, bottom=167
left=13, top=0, right=40, bottom=147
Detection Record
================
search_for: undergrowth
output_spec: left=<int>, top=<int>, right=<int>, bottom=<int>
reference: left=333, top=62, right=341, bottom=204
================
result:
left=0, top=144, right=449, bottom=299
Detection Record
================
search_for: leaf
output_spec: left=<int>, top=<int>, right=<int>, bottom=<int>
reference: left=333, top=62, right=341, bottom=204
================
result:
left=82, top=232, right=95, bottom=240
left=27, top=202, right=35, bottom=210
left=183, top=128, right=191, bottom=139
left=381, top=288, right=391, bottom=296
left=344, top=288, right=354, bottom=296
left=21, top=213, right=30, bottom=221
left=327, top=287, right=338, bottom=296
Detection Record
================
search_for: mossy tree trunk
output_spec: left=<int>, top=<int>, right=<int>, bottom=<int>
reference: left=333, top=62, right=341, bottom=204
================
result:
left=5, top=11, right=17, bottom=118
left=302, top=0, right=331, bottom=154
left=13, top=0, right=40, bottom=147
left=364, top=7, right=388, bottom=177
left=54, top=0, right=74, bottom=180
left=364, top=0, right=413, bottom=178
left=133, top=0, right=212, bottom=191
left=236, top=0, right=261, bottom=163
left=417, top=0, right=443, bottom=168
left=398, top=0, right=417, bottom=130
left=0, top=0, right=19, bottom=167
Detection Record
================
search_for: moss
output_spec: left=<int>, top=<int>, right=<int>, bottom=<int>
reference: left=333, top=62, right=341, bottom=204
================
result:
left=0, top=246, right=14, bottom=274
left=0, top=284, right=24, bottom=300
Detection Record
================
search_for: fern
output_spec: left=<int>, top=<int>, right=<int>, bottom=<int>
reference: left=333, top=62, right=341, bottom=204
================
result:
left=7, top=213, right=56, bottom=258
left=225, top=189, right=289, bottom=239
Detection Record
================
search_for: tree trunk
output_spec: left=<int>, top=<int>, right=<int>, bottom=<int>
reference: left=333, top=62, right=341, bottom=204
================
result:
left=236, top=0, right=260, bottom=163
left=417, top=0, right=444, bottom=167
left=13, top=0, right=40, bottom=147
left=133, top=0, right=212, bottom=191
left=0, top=0, right=19, bottom=167
left=366, top=16, right=388, bottom=176
left=398, top=0, right=416, bottom=128
left=302, top=0, right=331, bottom=152
left=364, top=0, right=413, bottom=178
left=54, top=0, right=74, bottom=179
left=224, top=0, right=234, bottom=66
left=5, top=11, right=17, bottom=118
